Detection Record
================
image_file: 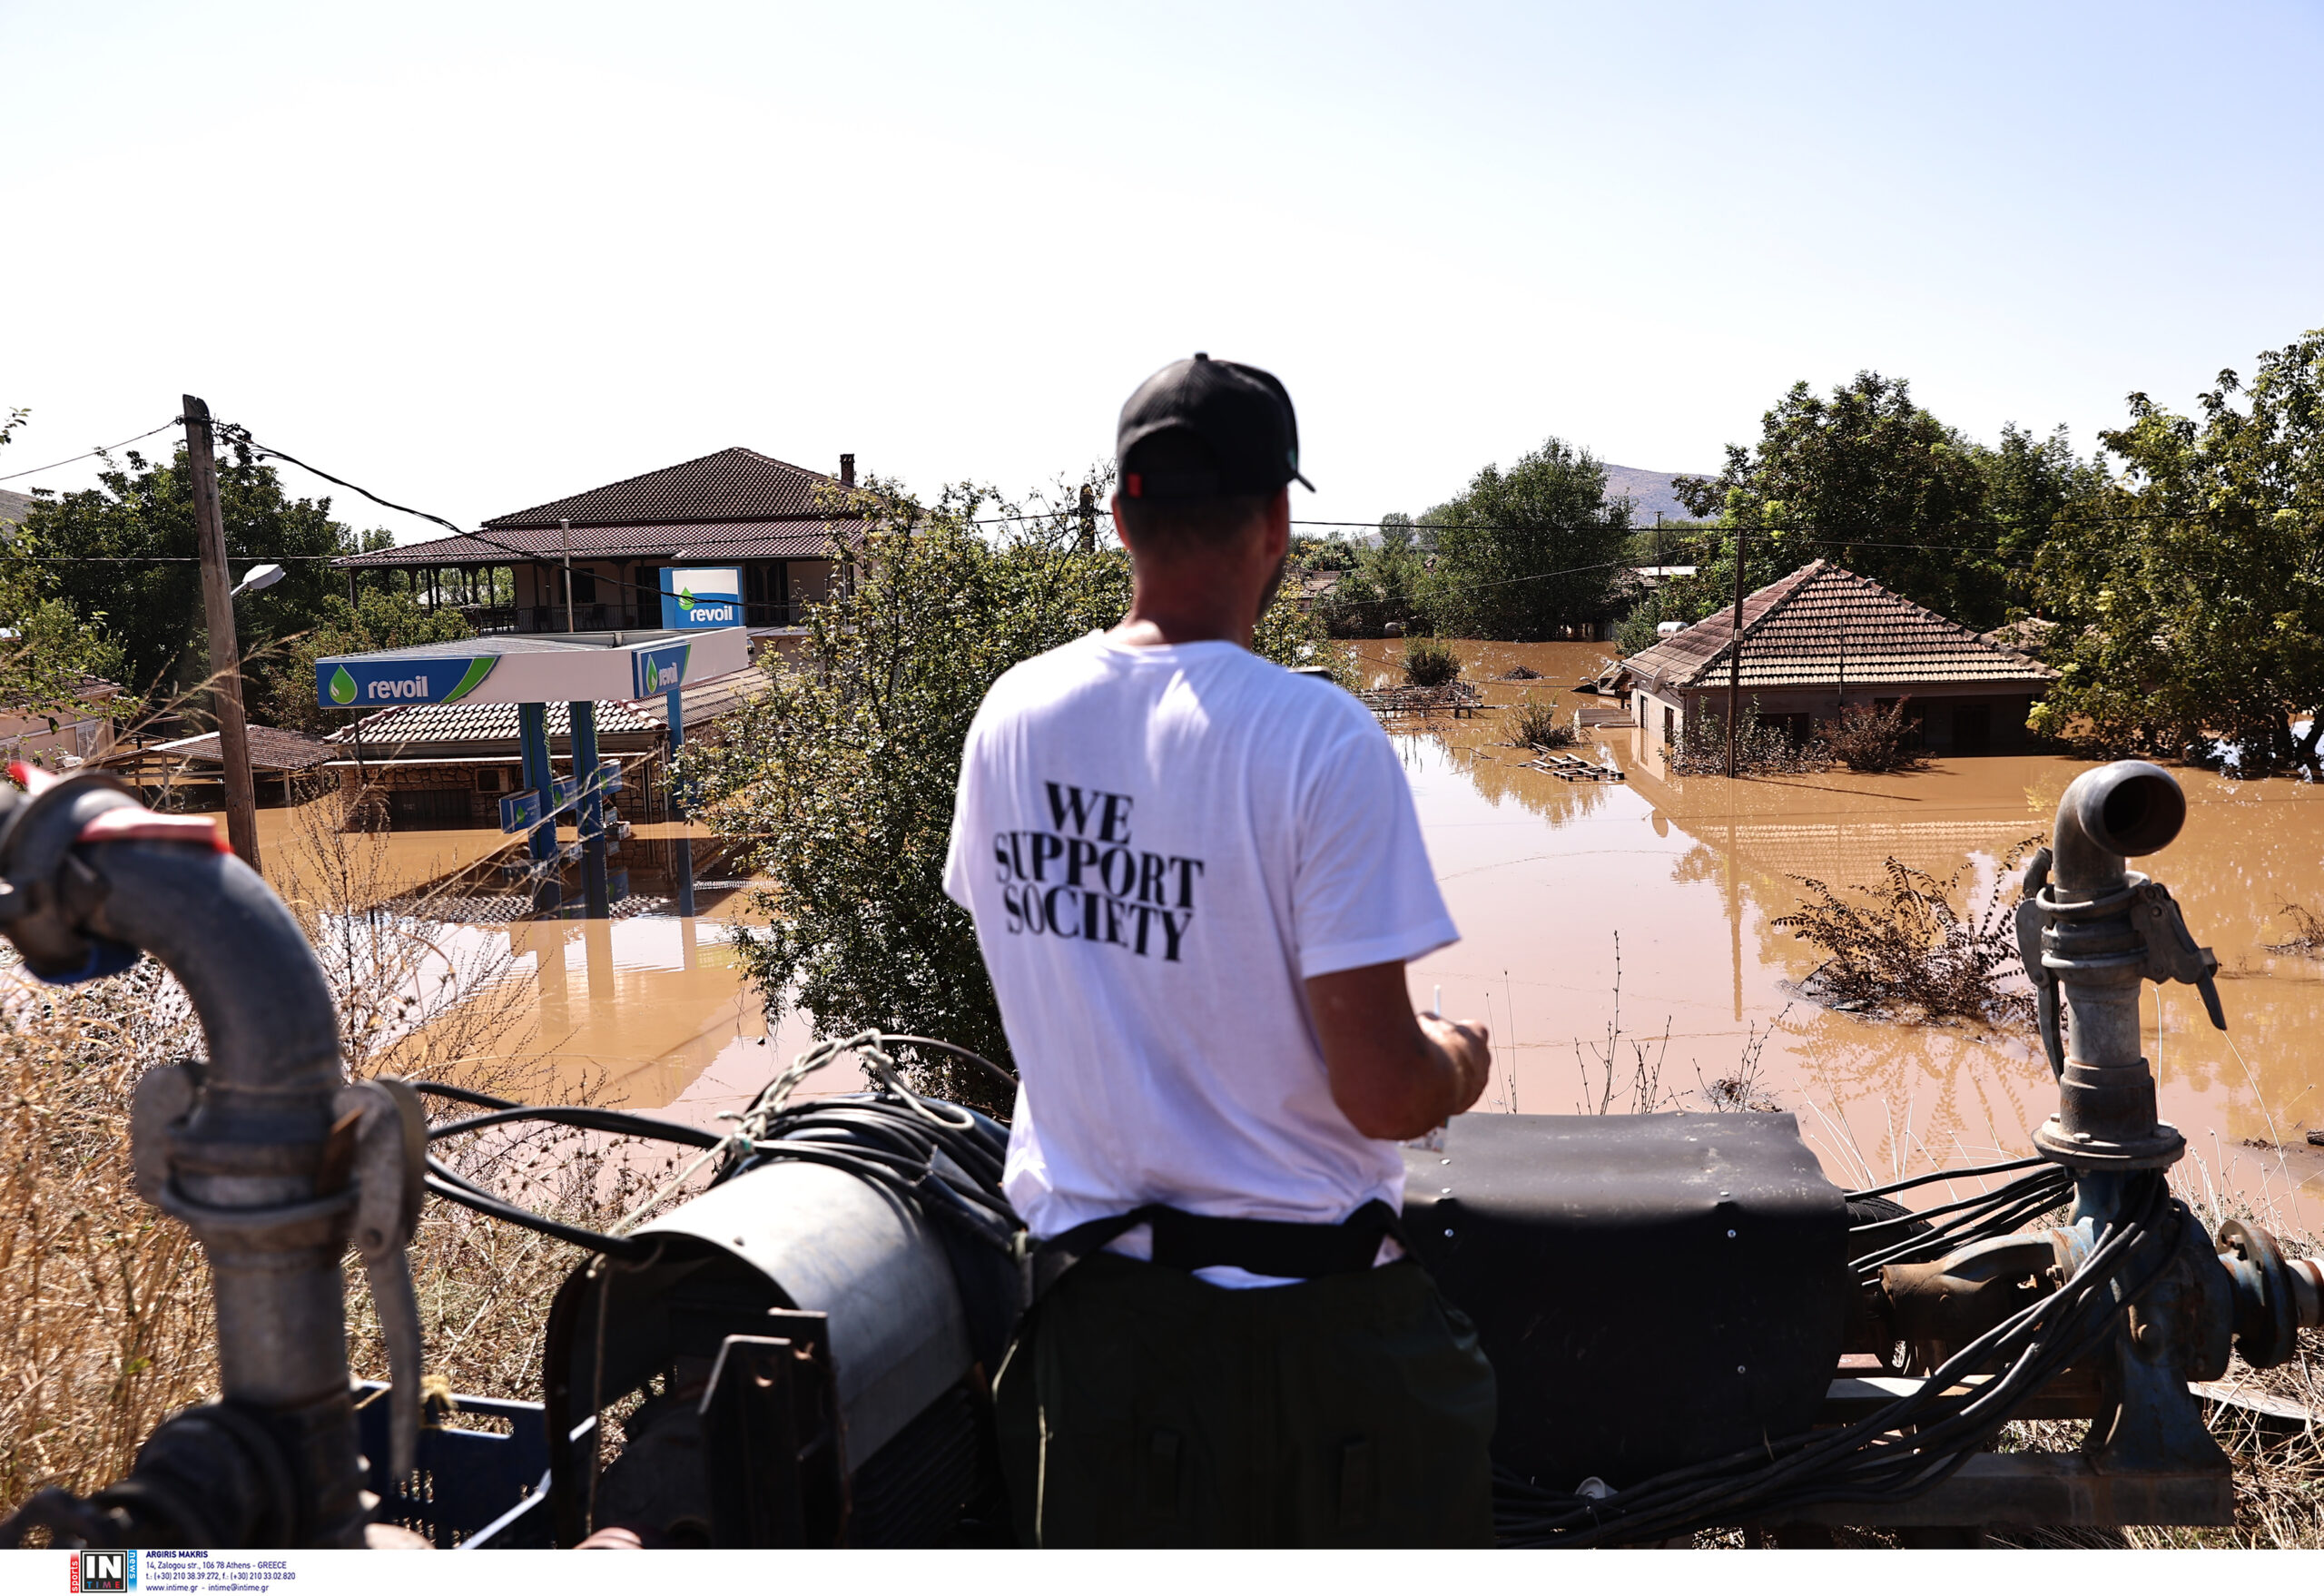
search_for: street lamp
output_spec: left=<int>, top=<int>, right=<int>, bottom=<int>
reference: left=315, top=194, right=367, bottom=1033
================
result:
left=230, top=563, right=285, bottom=600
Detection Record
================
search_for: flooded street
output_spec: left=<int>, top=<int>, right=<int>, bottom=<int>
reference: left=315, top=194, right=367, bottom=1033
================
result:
left=327, top=636, right=2324, bottom=1217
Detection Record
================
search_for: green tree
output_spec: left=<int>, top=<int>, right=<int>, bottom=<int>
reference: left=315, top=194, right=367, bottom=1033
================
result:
left=1320, top=514, right=1428, bottom=637
left=1673, top=373, right=2026, bottom=631
left=2031, top=331, right=2324, bottom=773
left=21, top=440, right=353, bottom=713
left=1418, top=438, right=1631, bottom=640
left=680, top=480, right=1338, bottom=1108
left=248, top=587, right=474, bottom=734
left=0, top=410, right=133, bottom=758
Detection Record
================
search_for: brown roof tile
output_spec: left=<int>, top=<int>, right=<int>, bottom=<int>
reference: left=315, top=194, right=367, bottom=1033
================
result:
left=1623, top=561, right=2056, bottom=693
left=487, top=448, right=847, bottom=529
left=333, top=518, right=866, bottom=569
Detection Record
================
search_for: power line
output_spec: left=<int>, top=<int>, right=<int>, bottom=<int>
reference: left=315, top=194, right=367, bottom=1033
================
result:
left=0, top=420, right=183, bottom=483
left=222, top=426, right=693, bottom=611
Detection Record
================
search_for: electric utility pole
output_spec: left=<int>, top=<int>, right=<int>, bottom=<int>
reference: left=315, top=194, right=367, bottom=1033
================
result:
left=184, top=396, right=261, bottom=870
left=1726, top=528, right=1745, bottom=780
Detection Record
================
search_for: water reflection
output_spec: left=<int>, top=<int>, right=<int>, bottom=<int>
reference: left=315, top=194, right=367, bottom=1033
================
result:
left=1365, top=639, right=2324, bottom=1216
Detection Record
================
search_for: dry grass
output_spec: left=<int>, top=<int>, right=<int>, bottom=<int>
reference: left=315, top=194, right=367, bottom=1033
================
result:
left=2265, top=902, right=2324, bottom=956
left=0, top=800, right=649, bottom=1518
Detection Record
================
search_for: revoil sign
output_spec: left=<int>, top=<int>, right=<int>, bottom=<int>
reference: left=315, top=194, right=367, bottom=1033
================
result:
left=660, top=567, right=743, bottom=630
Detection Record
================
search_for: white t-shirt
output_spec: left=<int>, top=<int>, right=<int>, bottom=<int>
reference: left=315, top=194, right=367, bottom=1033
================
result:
left=941, top=631, right=1459, bottom=1277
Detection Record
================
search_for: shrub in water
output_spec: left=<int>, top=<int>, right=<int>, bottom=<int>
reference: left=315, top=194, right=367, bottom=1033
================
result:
left=1510, top=695, right=1575, bottom=749
left=1819, top=697, right=1925, bottom=773
left=1402, top=635, right=1462, bottom=687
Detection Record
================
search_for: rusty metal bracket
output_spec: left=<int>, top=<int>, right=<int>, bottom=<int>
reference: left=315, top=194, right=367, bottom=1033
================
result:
left=2131, top=881, right=2228, bottom=1032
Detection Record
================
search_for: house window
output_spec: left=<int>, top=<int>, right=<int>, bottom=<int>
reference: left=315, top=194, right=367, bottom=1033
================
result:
left=1662, top=704, right=1675, bottom=745
left=570, top=568, right=598, bottom=606
left=388, top=788, right=476, bottom=828
left=474, top=766, right=509, bottom=793
left=744, top=563, right=793, bottom=626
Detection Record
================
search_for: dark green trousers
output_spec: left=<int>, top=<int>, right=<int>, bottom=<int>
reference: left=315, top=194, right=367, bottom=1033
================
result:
left=993, top=1251, right=1497, bottom=1547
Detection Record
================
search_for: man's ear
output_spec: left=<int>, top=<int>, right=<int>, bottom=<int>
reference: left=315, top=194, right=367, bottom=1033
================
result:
left=1259, top=488, right=1292, bottom=563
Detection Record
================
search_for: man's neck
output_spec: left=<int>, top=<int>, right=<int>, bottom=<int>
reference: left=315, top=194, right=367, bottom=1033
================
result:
left=1109, top=585, right=1256, bottom=650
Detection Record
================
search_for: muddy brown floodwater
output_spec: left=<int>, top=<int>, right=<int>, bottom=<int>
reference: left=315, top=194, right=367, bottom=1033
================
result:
left=1367, top=638, right=2324, bottom=1222
left=339, top=636, right=2324, bottom=1216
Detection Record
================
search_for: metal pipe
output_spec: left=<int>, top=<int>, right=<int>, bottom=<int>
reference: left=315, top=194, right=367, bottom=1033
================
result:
left=0, top=775, right=365, bottom=1544
left=2031, top=760, right=2191, bottom=1177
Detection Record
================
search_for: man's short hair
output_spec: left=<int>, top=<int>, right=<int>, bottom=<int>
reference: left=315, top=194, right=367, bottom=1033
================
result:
left=1116, top=429, right=1273, bottom=553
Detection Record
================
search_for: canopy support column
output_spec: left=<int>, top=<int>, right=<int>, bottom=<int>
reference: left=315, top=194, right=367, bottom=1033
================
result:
left=666, top=685, right=695, bottom=919
left=518, top=703, right=561, bottom=916
left=571, top=701, right=610, bottom=920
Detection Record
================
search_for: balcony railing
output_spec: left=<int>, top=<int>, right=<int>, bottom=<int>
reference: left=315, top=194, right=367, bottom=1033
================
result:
left=495, top=602, right=813, bottom=633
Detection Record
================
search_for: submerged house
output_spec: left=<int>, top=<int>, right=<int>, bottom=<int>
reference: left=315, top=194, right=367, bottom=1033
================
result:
left=1618, top=561, right=2054, bottom=755
left=330, top=448, right=869, bottom=634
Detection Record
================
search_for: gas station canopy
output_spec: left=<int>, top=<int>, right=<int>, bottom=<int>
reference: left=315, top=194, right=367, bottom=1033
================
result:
left=313, top=628, right=752, bottom=710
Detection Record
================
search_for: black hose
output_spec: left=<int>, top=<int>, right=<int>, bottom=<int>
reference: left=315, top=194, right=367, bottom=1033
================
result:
left=427, top=1104, right=723, bottom=1148
left=1847, top=1167, right=2070, bottom=1236
left=401, top=1036, right=1022, bottom=1267
left=422, top=1167, right=654, bottom=1261
left=1845, top=1155, right=2048, bottom=1202
left=878, top=1034, right=1019, bottom=1095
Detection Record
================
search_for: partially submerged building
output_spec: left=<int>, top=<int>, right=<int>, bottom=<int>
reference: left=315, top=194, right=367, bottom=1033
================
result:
left=120, top=724, right=337, bottom=806
left=330, top=448, right=868, bottom=635
left=321, top=665, right=774, bottom=829
left=1616, top=561, right=2054, bottom=755
left=0, top=675, right=123, bottom=768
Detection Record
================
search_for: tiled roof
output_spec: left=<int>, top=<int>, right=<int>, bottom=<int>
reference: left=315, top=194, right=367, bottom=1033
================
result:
left=332, top=518, right=867, bottom=569
left=634, top=666, right=774, bottom=729
left=153, top=724, right=336, bottom=771
left=333, top=447, right=876, bottom=569
left=1622, top=561, right=2056, bottom=693
left=324, top=699, right=663, bottom=754
left=488, top=448, right=847, bottom=528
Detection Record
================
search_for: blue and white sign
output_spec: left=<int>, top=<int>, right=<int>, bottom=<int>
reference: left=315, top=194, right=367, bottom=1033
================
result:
left=660, top=567, right=743, bottom=630
left=498, top=764, right=623, bottom=833
left=319, top=626, right=745, bottom=711
left=632, top=640, right=692, bottom=698
left=320, top=655, right=498, bottom=707
left=498, top=789, right=543, bottom=833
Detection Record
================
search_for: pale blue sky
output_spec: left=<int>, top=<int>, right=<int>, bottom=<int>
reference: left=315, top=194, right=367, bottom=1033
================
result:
left=4, top=1, right=2319, bottom=539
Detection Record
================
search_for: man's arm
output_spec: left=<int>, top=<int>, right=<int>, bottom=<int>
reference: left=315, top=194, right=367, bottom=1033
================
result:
left=1305, top=961, right=1491, bottom=1141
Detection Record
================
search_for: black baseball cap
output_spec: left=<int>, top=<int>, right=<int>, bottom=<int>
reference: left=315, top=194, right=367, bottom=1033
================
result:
left=1117, top=352, right=1315, bottom=499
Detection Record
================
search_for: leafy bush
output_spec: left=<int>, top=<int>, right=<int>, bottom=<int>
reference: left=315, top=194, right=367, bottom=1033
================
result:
left=1773, top=842, right=2042, bottom=1029
left=1402, top=635, right=1462, bottom=687
left=1509, top=694, right=1574, bottom=749
left=1669, top=698, right=1827, bottom=775
left=1819, top=697, right=1924, bottom=773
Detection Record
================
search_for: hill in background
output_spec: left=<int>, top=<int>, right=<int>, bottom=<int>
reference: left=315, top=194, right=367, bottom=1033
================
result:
left=1600, top=465, right=1707, bottom=526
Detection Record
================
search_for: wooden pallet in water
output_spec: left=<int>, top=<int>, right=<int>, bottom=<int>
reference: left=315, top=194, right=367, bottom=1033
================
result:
left=1356, top=683, right=1484, bottom=719
left=1521, top=748, right=1626, bottom=782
